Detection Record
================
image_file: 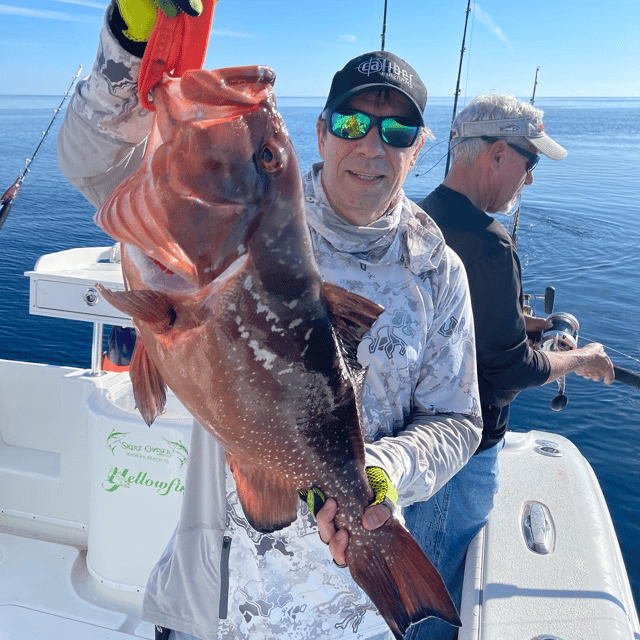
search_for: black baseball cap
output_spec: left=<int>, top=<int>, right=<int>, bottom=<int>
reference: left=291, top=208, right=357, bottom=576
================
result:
left=324, top=51, right=427, bottom=126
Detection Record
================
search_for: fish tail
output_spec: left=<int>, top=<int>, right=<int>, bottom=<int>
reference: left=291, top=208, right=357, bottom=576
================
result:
left=347, top=520, right=460, bottom=639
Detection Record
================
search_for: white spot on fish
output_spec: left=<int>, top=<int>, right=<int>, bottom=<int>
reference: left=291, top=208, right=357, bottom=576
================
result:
left=304, top=329, right=313, bottom=341
left=284, top=300, right=299, bottom=309
left=256, top=302, right=280, bottom=322
left=249, top=340, right=276, bottom=370
left=288, top=318, right=302, bottom=329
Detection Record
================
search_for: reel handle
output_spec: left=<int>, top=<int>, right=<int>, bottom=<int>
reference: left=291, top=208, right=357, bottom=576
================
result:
left=613, top=365, right=640, bottom=389
left=544, top=286, right=555, bottom=315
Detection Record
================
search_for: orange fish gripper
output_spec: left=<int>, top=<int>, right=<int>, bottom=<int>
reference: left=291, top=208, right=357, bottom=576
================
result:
left=138, top=0, right=217, bottom=111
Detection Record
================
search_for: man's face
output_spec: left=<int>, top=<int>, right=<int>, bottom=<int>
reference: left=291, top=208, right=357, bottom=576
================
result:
left=317, top=90, right=424, bottom=226
left=488, top=142, right=536, bottom=214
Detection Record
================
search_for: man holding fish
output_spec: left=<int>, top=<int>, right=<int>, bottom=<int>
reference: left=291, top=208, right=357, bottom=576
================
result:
left=58, top=1, right=482, bottom=639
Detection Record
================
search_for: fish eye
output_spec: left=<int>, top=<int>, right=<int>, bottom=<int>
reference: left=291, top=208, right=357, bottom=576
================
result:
left=259, top=144, right=283, bottom=173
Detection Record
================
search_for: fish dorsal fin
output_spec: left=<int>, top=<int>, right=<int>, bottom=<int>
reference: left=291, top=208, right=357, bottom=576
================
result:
left=129, top=338, right=167, bottom=426
left=226, top=453, right=299, bottom=534
left=322, top=282, right=384, bottom=366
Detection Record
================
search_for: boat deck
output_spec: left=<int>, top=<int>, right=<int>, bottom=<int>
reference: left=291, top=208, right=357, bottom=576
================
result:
left=0, top=519, right=150, bottom=639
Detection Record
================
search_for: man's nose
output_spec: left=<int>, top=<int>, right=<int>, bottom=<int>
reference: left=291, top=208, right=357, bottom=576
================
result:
left=355, top=127, right=385, bottom=156
left=525, top=171, right=534, bottom=186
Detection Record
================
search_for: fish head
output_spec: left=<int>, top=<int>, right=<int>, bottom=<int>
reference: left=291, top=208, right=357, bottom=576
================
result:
left=96, top=65, right=304, bottom=288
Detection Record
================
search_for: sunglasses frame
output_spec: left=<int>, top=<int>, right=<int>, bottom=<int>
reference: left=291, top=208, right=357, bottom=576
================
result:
left=323, top=108, right=421, bottom=149
left=480, top=135, right=540, bottom=173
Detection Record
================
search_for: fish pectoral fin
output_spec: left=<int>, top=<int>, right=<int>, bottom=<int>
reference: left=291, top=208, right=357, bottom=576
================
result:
left=226, top=454, right=299, bottom=533
left=96, top=284, right=176, bottom=333
left=323, top=282, right=384, bottom=347
left=129, top=338, right=167, bottom=426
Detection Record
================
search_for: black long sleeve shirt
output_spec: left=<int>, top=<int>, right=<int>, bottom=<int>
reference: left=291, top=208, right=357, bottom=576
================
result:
left=418, top=185, right=550, bottom=451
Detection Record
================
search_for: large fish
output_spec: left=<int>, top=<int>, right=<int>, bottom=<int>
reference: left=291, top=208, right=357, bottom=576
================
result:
left=96, top=66, right=460, bottom=638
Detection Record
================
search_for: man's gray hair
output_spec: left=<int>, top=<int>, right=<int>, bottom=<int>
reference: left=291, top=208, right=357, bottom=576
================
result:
left=450, top=94, right=544, bottom=165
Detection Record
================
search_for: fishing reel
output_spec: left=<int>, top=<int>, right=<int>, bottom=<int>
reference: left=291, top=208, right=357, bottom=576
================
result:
left=525, top=287, right=579, bottom=411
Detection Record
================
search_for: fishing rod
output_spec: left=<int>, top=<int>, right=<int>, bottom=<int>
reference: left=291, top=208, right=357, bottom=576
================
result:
left=530, top=66, right=540, bottom=105
left=380, top=0, right=388, bottom=51
left=444, top=0, right=473, bottom=177
left=0, top=64, right=82, bottom=231
left=510, top=65, right=540, bottom=248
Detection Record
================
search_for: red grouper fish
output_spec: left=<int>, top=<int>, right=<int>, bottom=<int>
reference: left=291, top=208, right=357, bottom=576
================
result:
left=95, top=65, right=460, bottom=639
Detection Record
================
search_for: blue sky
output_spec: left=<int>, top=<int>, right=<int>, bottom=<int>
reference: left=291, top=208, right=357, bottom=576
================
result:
left=1, top=0, right=639, bottom=98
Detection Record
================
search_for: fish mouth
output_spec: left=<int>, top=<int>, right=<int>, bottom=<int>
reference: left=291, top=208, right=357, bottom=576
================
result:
left=159, top=66, right=277, bottom=126
left=126, top=243, right=249, bottom=295
left=126, top=244, right=203, bottom=294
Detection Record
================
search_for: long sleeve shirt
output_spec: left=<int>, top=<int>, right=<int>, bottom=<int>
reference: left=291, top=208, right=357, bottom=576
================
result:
left=419, top=185, right=550, bottom=451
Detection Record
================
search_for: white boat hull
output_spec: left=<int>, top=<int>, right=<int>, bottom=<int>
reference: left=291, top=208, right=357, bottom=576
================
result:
left=460, top=430, right=640, bottom=639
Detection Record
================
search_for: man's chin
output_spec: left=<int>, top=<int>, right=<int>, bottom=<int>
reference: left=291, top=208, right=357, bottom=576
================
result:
left=496, top=194, right=522, bottom=215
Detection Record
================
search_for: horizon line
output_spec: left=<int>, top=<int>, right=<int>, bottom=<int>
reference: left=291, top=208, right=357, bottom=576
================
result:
left=1, top=94, right=638, bottom=100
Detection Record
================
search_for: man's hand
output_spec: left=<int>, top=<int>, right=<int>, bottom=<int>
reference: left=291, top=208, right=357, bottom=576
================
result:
left=315, top=467, right=396, bottom=567
left=524, top=315, right=553, bottom=334
left=116, top=0, right=202, bottom=43
left=574, top=342, right=615, bottom=384
left=524, top=315, right=552, bottom=348
left=317, top=499, right=393, bottom=566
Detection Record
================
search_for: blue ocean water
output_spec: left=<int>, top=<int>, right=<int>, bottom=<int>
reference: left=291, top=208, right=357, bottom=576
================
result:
left=1, top=94, right=639, bottom=610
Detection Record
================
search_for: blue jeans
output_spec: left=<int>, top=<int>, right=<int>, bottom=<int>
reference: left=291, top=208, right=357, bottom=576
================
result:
left=403, top=440, right=503, bottom=640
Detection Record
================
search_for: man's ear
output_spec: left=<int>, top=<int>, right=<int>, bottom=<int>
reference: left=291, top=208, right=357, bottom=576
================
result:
left=409, top=135, right=425, bottom=169
left=487, top=140, right=508, bottom=172
left=317, top=119, right=326, bottom=159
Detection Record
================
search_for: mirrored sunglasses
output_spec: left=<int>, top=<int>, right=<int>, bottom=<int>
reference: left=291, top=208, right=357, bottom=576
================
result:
left=324, top=109, right=421, bottom=148
left=481, top=135, right=539, bottom=173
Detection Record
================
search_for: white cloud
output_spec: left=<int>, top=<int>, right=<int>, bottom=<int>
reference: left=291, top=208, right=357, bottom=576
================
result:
left=0, top=4, right=78, bottom=20
left=475, top=4, right=511, bottom=49
left=312, top=35, right=358, bottom=48
left=211, top=28, right=253, bottom=38
left=51, top=0, right=106, bottom=7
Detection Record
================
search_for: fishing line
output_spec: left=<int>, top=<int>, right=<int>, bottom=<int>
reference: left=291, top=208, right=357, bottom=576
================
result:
left=414, top=139, right=466, bottom=178
left=577, top=334, right=640, bottom=366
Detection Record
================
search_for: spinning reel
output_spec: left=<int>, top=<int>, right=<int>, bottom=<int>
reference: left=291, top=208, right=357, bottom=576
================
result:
left=525, top=287, right=579, bottom=411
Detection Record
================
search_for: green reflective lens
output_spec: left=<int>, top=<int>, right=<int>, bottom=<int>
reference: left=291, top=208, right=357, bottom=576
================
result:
left=327, top=109, right=419, bottom=148
left=331, top=112, right=370, bottom=139
left=380, top=118, right=418, bottom=147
